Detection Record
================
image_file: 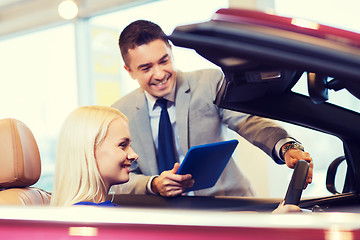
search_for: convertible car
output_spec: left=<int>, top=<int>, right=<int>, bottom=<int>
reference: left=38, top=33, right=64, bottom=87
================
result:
left=168, top=7, right=360, bottom=210
left=1, top=8, right=360, bottom=239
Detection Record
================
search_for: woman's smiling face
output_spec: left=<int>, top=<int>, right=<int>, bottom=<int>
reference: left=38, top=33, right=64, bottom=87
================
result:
left=95, top=117, right=138, bottom=190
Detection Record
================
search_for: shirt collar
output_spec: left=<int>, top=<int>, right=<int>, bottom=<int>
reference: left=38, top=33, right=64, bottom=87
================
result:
left=145, top=82, right=176, bottom=111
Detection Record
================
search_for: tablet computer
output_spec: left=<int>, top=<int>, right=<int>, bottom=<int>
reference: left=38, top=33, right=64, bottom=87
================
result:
left=177, top=139, right=239, bottom=192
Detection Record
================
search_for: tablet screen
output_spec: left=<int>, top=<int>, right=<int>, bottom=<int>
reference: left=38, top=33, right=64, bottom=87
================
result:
left=177, top=139, right=238, bottom=192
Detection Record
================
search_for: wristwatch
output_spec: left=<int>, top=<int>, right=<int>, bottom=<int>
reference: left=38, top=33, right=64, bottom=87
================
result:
left=281, top=142, right=304, bottom=160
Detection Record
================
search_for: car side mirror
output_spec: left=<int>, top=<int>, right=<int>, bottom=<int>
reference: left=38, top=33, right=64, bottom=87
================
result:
left=326, top=156, right=347, bottom=194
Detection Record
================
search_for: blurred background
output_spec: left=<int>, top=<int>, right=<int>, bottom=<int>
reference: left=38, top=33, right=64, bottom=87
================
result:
left=0, top=0, right=359, bottom=198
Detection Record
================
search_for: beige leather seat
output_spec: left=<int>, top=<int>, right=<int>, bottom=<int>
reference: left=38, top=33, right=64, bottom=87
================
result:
left=0, top=118, right=51, bottom=205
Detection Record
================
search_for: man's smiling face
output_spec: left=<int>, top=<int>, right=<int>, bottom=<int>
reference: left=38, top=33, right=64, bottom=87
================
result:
left=124, top=39, right=177, bottom=98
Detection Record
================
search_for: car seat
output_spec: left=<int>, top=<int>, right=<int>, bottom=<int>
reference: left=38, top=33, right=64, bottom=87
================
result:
left=0, top=118, right=51, bottom=205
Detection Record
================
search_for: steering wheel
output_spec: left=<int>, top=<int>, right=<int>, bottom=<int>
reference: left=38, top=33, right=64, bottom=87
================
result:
left=284, top=160, right=310, bottom=205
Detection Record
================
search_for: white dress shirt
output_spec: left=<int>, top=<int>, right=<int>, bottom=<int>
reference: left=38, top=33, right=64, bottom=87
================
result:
left=144, top=84, right=187, bottom=194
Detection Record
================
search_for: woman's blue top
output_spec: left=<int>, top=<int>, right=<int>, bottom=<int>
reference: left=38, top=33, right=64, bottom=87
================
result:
left=74, top=200, right=118, bottom=207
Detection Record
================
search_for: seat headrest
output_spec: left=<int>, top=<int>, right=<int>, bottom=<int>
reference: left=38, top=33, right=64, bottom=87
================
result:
left=0, top=118, right=41, bottom=188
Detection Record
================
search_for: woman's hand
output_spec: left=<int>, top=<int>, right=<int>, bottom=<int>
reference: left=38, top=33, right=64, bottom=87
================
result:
left=272, top=201, right=301, bottom=214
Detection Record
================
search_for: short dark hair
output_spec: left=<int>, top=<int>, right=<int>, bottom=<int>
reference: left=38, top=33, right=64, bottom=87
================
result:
left=119, top=20, right=169, bottom=67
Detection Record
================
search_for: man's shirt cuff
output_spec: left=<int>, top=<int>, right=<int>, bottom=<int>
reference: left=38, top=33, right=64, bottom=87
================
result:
left=146, top=175, right=159, bottom=195
left=274, top=137, right=297, bottom=163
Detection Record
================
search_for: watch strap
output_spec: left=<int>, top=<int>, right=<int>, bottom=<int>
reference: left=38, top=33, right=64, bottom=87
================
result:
left=281, top=142, right=304, bottom=160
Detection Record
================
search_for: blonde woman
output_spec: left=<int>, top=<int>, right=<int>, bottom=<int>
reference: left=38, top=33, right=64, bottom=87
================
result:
left=51, top=106, right=138, bottom=206
left=50, top=105, right=300, bottom=212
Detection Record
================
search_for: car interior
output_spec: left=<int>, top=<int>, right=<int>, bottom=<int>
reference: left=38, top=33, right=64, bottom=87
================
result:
left=0, top=118, right=51, bottom=205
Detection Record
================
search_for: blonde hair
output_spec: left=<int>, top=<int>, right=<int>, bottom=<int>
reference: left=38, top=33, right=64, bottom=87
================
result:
left=50, top=106, right=128, bottom=206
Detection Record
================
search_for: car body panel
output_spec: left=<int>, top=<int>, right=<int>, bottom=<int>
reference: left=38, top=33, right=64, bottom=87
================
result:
left=1, top=206, right=360, bottom=239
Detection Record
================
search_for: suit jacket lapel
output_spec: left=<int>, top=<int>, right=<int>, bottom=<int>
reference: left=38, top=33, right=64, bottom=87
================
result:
left=175, top=71, right=191, bottom=154
left=134, top=91, right=158, bottom=175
